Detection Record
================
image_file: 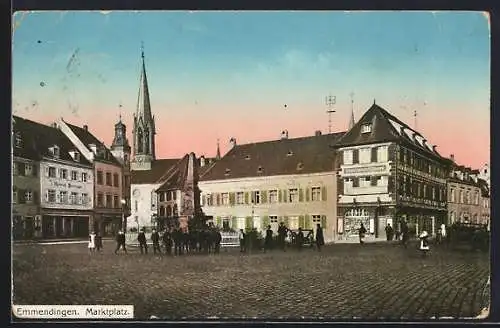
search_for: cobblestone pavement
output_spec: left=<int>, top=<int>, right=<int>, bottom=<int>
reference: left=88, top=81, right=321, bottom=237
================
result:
left=12, top=241, right=489, bottom=320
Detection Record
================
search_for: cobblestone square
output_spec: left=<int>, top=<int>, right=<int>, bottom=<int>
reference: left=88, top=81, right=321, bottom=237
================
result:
left=12, top=241, right=489, bottom=320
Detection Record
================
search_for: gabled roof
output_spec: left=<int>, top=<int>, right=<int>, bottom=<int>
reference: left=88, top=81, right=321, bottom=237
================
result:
left=156, top=155, right=190, bottom=192
left=335, top=103, right=449, bottom=162
left=200, top=132, right=345, bottom=182
left=65, top=122, right=122, bottom=166
left=12, top=115, right=92, bottom=166
left=131, top=158, right=181, bottom=184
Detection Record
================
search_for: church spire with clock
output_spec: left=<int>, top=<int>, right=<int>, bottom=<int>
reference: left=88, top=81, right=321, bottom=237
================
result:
left=131, top=43, right=156, bottom=171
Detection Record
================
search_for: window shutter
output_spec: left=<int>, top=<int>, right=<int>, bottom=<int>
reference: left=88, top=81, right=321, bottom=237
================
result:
left=305, top=215, right=311, bottom=229
left=353, top=178, right=359, bottom=188
left=56, top=192, right=61, bottom=203
left=78, top=194, right=83, bottom=204
left=231, top=217, right=237, bottom=229
left=216, top=217, right=221, bottom=227
left=371, top=147, right=378, bottom=162
left=18, top=188, right=25, bottom=204
left=283, top=190, right=288, bottom=203
left=44, top=190, right=49, bottom=202
left=321, top=187, right=327, bottom=201
left=305, top=188, right=310, bottom=202
left=262, top=216, right=270, bottom=229
left=244, top=192, right=249, bottom=204
left=32, top=165, right=38, bottom=177
left=283, top=216, right=289, bottom=226
left=299, top=215, right=305, bottom=229
left=353, top=149, right=359, bottom=163
left=261, top=190, right=267, bottom=203
left=278, top=190, right=283, bottom=202
left=229, top=192, right=235, bottom=206
left=245, top=217, right=252, bottom=230
left=45, top=167, right=49, bottom=177
left=299, top=189, right=304, bottom=202
left=321, top=215, right=327, bottom=228
left=371, top=176, right=377, bottom=186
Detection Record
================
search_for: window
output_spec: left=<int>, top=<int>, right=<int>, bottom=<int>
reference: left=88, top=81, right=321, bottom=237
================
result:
left=15, top=132, right=22, bottom=148
left=159, top=206, right=165, bottom=217
left=59, top=168, right=68, bottom=180
left=166, top=191, right=172, bottom=201
left=166, top=205, right=172, bottom=217
left=377, top=176, right=388, bottom=186
left=106, top=172, right=112, bottom=186
left=81, top=172, right=88, bottom=182
left=288, top=189, right=298, bottom=203
left=222, top=218, right=230, bottom=230
left=113, top=173, right=119, bottom=187
left=70, top=192, right=77, bottom=204
left=311, top=187, right=321, bottom=201
left=106, top=194, right=112, bottom=208
left=475, top=192, right=479, bottom=205
left=52, top=146, right=60, bottom=158
left=257, top=166, right=264, bottom=173
left=13, top=188, right=17, bottom=204
left=206, top=195, right=213, bottom=206
left=459, top=190, right=464, bottom=203
left=135, top=200, right=138, bottom=212
left=252, top=191, right=261, bottom=204
left=359, top=148, right=371, bottom=164
left=48, top=190, right=56, bottom=202
left=71, top=171, right=78, bottom=181
left=312, top=215, right=322, bottom=226
left=222, top=193, right=229, bottom=205
left=159, top=192, right=165, bottom=202
left=360, top=176, right=371, bottom=187
left=97, top=193, right=104, bottom=207
left=361, top=124, right=372, bottom=133
left=236, top=192, right=244, bottom=204
left=343, top=150, right=353, bottom=165
left=377, top=146, right=388, bottom=162
left=74, top=152, right=80, bottom=162
left=114, top=195, right=119, bottom=208
left=172, top=191, right=177, bottom=200
left=97, top=171, right=103, bottom=185
left=432, top=187, right=436, bottom=201
left=450, top=188, right=455, bottom=202
left=25, top=164, right=33, bottom=176
left=59, top=191, right=68, bottom=203
left=465, top=191, right=470, bottom=204
left=269, top=190, right=278, bottom=203
left=270, top=216, right=278, bottom=223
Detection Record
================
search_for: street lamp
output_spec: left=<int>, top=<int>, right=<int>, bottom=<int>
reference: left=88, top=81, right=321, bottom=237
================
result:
left=121, top=199, right=127, bottom=232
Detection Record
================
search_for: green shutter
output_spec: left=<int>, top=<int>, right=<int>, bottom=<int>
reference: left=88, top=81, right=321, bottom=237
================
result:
left=305, top=188, right=310, bottom=202
left=216, top=216, right=221, bottom=227
left=299, top=215, right=305, bottom=229
left=229, top=192, right=235, bottom=206
left=305, top=214, right=311, bottom=229
left=283, top=190, right=287, bottom=203
left=244, top=192, right=249, bottom=204
left=245, top=216, right=253, bottom=229
left=299, top=189, right=304, bottom=202
left=322, top=187, right=327, bottom=201
left=262, top=215, right=270, bottom=230
left=321, top=215, right=327, bottom=228
left=261, top=190, right=267, bottom=203
left=232, top=217, right=237, bottom=229
left=278, top=190, right=283, bottom=202
left=283, top=216, right=289, bottom=226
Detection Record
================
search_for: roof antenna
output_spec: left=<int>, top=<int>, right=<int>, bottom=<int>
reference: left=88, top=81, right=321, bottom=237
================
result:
left=325, top=94, right=336, bottom=134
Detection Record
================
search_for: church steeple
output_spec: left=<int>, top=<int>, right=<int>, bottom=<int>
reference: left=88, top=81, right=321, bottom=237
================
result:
left=131, top=43, right=156, bottom=171
left=111, top=108, right=131, bottom=167
left=216, top=139, right=221, bottom=160
left=348, top=93, right=356, bottom=130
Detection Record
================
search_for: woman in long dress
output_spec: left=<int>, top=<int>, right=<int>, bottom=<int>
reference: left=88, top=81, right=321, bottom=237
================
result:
left=88, top=231, right=96, bottom=253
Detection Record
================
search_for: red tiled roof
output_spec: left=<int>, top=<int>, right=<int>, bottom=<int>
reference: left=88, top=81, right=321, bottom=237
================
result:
left=156, top=155, right=190, bottom=191
left=131, top=158, right=181, bottom=184
left=200, top=132, right=345, bottom=181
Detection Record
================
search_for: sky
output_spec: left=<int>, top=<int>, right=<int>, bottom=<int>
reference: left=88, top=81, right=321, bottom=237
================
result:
left=12, top=11, right=490, bottom=168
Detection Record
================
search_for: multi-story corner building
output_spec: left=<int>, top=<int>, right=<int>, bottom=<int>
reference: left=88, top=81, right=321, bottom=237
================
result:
left=199, top=130, right=345, bottom=243
left=110, top=116, right=132, bottom=230
left=478, top=178, right=490, bottom=229
left=334, top=102, right=451, bottom=241
left=13, top=117, right=95, bottom=239
left=447, top=162, right=483, bottom=225
left=58, top=120, right=124, bottom=236
left=12, top=116, right=41, bottom=240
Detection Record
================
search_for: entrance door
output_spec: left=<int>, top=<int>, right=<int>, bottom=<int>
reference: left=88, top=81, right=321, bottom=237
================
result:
left=24, top=216, right=34, bottom=239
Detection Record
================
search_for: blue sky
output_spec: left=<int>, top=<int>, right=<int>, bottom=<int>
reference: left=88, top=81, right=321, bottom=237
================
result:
left=12, top=11, right=490, bottom=167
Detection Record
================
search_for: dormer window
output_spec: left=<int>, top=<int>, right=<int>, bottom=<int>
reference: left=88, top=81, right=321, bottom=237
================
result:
left=89, top=144, right=97, bottom=154
left=297, top=162, right=304, bottom=171
left=224, top=168, right=231, bottom=176
left=14, top=132, right=22, bottom=148
left=257, top=166, right=263, bottom=173
left=361, top=123, right=372, bottom=134
left=49, top=145, right=60, bottom=158
left=245, top=155, right=251, bottom=160
left=287, top=150, right=294, bottom=157
left=69, top=150, right=81, bottom=162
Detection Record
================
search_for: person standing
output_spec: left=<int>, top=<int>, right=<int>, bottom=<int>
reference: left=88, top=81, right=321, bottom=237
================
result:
left=95, top=232, right=103, bottom=252
left=296, top=228, right=304, bottom=251
left=138, top=228, right=148, bottom=254
left=174, top=228, right=183, bottom=256
left=440, top=223, right=447, bottom=246
left=162, top=228, right=172, bottom=255
left=151, top=228, right=161, bottom=255
left=315, top=224, right=325, bottom=251
left=88, top=231, right=96, bottom=254
left=358, top=223, right=367, bottom=245
left=401, top=221, right=409, bottom=248
left=264, top=225, right=273, bottom=252
left=214, top=229, right=222, bottom=254
left=238, top=229, right=246, bottom=253
left=114, top=230, right=127, bottom=254
left=385, top=223, right=394, bottom=241
left=277, top=222, right=288, bottom=251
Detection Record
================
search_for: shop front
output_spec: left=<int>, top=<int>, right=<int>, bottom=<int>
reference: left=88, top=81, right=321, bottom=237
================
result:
left=40, top=212, right=92, bottom=239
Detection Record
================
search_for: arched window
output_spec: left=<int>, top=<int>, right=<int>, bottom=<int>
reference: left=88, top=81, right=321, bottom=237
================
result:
left=166, top=205, right=172, bottom=217
left=159, top=205, right=165, bottom=217
left=137, top=128, right=143, bottom=153
left=173, top=204, right=178, bottom=216
left=144, top=130, right=150, bottom=154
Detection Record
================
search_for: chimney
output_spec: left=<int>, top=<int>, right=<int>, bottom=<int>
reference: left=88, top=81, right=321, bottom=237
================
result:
left=315, top=130, right=322, bottom=136
left=83, top=125, right=88, bottom=131
left=432, top=145, right=437, bottom=152
left=187, top=153, right=195, bottom=183
left=281, top=130, right=289, bottom=140
left=200, top=155, right=206, bottom=167
left=229, top=137, right=237, bottom=148
left=450, top=154, right=455, bottom=162
left=51, top=122, right=58, bottom=128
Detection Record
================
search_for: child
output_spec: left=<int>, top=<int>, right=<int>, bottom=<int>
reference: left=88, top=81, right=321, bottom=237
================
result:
left=419, top=230, right=430, bottom=257
left=88, top=231, right=96, bottom=254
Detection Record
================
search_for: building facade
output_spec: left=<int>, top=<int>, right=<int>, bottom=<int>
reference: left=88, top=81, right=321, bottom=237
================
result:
left=447, top=164, right=483, bottom=225
left=199, top=131, right=344, bottom=243
left=335, top=103, right=451, bottom=241
left=12, top=117, right=41, bottom=240
left=478, top=179, right=490, bottom=228
left=59, top=120, right=124, bottom=236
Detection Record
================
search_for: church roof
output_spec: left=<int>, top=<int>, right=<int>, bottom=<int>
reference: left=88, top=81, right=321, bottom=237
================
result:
left=135, top=48, right=154, bottom=130
left=156, top=155, right=190, bottom=191
left=12, top=115, right=92, bottom=166
left=334, top=103, right=449, bottom=162
left=65, top=122, right=122, bottom=166
left=131, top=158, right=182, bottom=184
left=199, top=132, right=345, bottom=182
